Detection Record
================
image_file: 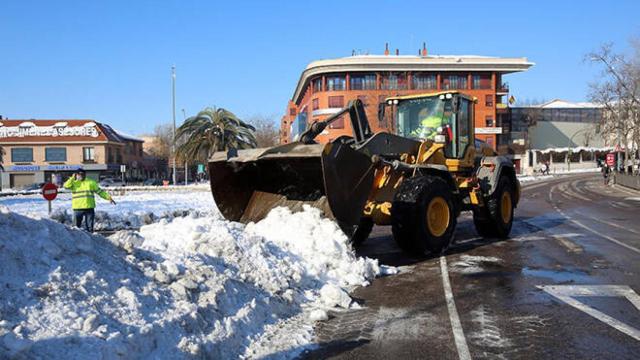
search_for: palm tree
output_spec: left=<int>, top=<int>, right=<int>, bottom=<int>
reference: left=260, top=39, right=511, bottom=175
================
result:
left=175, top=107, right=257, bottom=162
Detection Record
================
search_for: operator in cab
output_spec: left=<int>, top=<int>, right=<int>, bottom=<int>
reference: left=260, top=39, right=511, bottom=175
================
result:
left=63, top=168, right=116, bottom=233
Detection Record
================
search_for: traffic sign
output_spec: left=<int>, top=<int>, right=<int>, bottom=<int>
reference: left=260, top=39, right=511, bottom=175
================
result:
left=42, top=182, right=58, bottom=215
left=606, top=153, right=616, bottom=167
left=42, top=183, right=58, bottom=201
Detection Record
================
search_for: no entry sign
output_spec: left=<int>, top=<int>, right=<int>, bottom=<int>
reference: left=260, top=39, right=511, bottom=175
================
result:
left=42, top=183, right=58, bottom=201
left=42, top=183, right=58, bottom=215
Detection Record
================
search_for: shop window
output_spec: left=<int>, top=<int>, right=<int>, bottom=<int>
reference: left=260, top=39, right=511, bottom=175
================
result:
left=83, top=147, right=95, bottom=162
left=350, top=74, right=377, bottom=90
left=485, top=94, right=494, bottom=107
left=11, top=148, right=33, bottom=162
left=45, top=147, right=67, bottom=162
left=328, top=96, right=344, bottom=108
left=412, top=74, right=437, bottom=90
left=326, top=76, right=346, bottom=91
left=312, top=98, right=320, bottom=110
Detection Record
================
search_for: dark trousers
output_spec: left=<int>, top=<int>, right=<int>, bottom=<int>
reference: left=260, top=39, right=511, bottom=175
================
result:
left=73, top=209, right=95, bottom=232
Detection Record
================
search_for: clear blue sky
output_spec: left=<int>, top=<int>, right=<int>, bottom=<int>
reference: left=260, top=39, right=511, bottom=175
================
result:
left=1, top=0, right=639, bottom=135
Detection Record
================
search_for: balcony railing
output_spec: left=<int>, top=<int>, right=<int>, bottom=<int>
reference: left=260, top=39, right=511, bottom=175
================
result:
left=497, top=82, right=509, bottom=94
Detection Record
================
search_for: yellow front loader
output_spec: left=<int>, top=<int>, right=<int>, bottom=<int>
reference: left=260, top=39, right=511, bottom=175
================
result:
left=209, top=91, right=519, bottom=254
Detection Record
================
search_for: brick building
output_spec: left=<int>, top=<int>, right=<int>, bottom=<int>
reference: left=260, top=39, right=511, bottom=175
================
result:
left=0, top=119, right=144, bottom=189
left=281, top=45, right=532, bottom=148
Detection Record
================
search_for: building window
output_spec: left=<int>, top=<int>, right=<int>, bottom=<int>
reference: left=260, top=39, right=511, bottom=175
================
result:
left=289, top=108, right=296, bottom=116
left=485, top=116, right=494, bottom=127
left=11, top=148, right=33, bottom=163
left=357, top=95, right=369, bottom=107
left=312, top=98, right=320, bottom=110
left=350, top=74, right=377, bottom=90
left=412, top=73, right=437, bottom=90
left=328, top=96, right=344, bottom=108
left=472, top=74, right=491, bottom=89
left=312, top=78, right=323, bottom=92
left=485, top=94, right=494, bottom=107
left=45, top=147, right=67, bottom=162
left=83, top=147, right=95, bottom=162
left=381, top=72, right=407, bottom=90
left=330, top=114, right=345, bottom=129
left=442, top=74, right=467, bottom=90
left=326, top=76, right=346, bottom=91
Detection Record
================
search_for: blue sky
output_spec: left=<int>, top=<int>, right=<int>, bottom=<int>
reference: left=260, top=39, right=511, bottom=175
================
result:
left=1, top=0, right=639, bottom=135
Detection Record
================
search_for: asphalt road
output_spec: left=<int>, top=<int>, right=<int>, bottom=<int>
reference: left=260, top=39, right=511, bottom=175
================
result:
left=302, top=174, right=640, bottom=359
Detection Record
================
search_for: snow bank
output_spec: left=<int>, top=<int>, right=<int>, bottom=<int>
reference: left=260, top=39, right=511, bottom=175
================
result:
left=1, top=191, right=216, bottom=231
left=0, top=205, right=389, bottom=359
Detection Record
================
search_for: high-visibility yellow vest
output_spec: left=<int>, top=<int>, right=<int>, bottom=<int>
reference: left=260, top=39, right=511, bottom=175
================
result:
left=63, top=177, right=112, bottom=210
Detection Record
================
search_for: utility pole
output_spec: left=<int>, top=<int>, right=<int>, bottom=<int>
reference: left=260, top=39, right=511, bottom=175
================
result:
left=171, top=65, right=177, bottom=185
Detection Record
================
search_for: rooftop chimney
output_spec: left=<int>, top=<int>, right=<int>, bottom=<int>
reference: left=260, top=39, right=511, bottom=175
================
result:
left=384, top=43, right=389, bottom=56
left=421, top=42, right=428, bottom=57
left=395, top=48, right=399, bottom=56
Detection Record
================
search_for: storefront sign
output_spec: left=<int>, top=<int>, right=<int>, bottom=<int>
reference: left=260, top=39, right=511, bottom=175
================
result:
left=0, top=124, right=100, bottom=138
left=475, top=127, right=503, bottom=134
left=9, top=165, right=41, bottom=172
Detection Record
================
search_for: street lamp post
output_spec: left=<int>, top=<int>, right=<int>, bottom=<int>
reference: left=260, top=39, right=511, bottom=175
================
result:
left=171, top=65, right=177, bottom=185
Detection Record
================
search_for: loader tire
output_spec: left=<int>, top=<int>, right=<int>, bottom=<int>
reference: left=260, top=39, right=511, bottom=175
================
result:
left=473, top=176, right=514, bottom=239
left=392, top=175, right=457, bottom=255
left=351, top=217, right=373, bottom=246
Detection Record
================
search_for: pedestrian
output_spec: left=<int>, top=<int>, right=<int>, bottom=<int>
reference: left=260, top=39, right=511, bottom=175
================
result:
left=543, top=161, right=550, bottom=175
left=63, top=168, right=116, bottom=232
left=602, top=165, right=610, bottom=185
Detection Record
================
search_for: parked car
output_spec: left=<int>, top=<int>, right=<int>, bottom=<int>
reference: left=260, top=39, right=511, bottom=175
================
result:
left=143, top=178, right=163, bottom=186
left=99, top=178, right=125, bottom=187
left=21, top=182, right=46, bottom=191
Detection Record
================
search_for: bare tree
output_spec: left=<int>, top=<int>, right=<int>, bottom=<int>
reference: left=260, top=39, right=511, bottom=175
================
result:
left=146, top=123, right=173, bottom=159
left=587, top=41, right=640, bottom=169
left=247, top=115, right=280, bottom=147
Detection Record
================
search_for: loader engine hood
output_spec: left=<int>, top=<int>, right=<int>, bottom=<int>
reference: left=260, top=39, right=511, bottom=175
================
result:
left=208, top=141, right=375, bottom=232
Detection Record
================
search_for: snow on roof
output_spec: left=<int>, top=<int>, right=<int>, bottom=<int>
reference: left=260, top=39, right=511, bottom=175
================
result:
left=519, top=99, right=603, bottom=109
left=113, top=129, right=144, bottom=142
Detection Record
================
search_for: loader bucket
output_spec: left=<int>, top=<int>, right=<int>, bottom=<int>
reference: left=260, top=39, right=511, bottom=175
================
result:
left=208, top=141, right=375, bottom=233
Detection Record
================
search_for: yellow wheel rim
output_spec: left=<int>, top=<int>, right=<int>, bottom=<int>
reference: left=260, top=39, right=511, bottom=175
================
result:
left=427, top=197, right=450, bottom=237
left=501, top=191, right=512, bottom=224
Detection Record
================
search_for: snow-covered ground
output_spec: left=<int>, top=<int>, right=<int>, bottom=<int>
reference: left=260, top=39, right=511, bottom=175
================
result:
left=517, top=167, right=599, bottom=183
left=0, top=190, right=215, bottom=231
left=0, top=192, right=394, bottom=358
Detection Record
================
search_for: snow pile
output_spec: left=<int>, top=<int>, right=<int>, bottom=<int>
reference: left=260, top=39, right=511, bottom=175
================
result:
left=0, top=205, right=389, bottom=359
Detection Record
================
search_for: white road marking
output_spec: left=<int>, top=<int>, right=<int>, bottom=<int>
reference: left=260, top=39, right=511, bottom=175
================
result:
left=579, top=213, right=640, bottom=236
left=440, top=256, right=472, bottom=360
left=538, top=285, right=640, bottom=341
left=549, top=186, right=640, bottom=255
left=551, top=234, right=583, bottom=253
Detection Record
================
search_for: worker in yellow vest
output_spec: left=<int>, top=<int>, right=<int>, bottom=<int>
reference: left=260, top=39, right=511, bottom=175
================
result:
left=63, top=168, right=116, bottom=232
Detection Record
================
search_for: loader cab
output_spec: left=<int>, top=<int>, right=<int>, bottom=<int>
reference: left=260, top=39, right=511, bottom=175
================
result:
left=384, top=92, right=474, bottom=159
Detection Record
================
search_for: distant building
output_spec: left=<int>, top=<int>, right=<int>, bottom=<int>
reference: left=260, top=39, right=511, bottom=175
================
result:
left=281, top=45, right=533, bottom=149
left=505, top=99, right=609, bottom=173
left=0, top=119, right=144, bottom=189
